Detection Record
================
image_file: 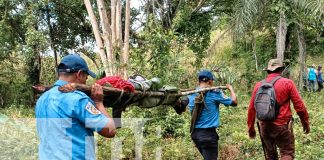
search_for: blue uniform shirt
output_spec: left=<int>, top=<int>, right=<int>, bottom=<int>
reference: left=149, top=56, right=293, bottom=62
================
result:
left=35, top=80, right=109, bottom=160
left=188, top=88, right=233, bottom=128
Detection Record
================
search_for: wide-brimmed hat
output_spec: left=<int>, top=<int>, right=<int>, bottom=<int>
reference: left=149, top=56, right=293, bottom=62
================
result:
left=264, top=59, right=284, bottom=71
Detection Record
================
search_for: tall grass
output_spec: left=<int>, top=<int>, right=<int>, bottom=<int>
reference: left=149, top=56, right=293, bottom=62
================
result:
left=0, top=91, right=323, bottom=159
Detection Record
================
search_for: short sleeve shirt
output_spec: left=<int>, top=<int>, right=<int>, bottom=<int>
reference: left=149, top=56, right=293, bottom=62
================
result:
left=35, top=80, right=109, bottom=160
left=188, top=88, right=232, bottom=128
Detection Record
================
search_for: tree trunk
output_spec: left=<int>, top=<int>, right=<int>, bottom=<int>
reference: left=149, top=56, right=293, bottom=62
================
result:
left=116, top=0, right=123, bottom=75
left=25, top=2, right=42, bottom=106
left=122, top=0, right=131, bottom=79
left=84, top=0, right=109, bottom=76
left=193, top=0, right=206, bottom=12
left=276, top=11, right=287, bottom=62
left=297, top=24, right=307, bottom=91
left=97, top=0, right=115, bottom=76
left=116, top=0, right=123, bottom=47
left=283, top=25, right=292, bottom=78
left=111, top=0, right=117, bottom=46
left=26, top=45, right=41, bottom=106
left=251, top=33, right=258, bottom=71
left=45, top=4, right=58, bottom=75
left=31, top=46, right=41, bottom=106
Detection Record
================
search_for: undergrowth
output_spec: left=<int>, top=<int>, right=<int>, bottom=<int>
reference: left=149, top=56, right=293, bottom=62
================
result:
left=0, top=91, right=323, bottom=159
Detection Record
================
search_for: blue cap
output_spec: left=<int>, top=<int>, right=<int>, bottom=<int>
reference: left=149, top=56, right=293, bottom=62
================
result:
left=57, top=54, right=96, bottom=78
left=198, top=70, right=215, bottom=81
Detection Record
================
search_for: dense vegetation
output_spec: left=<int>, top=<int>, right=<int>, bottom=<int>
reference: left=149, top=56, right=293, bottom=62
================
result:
left=0, top=0, right=323, bottom=159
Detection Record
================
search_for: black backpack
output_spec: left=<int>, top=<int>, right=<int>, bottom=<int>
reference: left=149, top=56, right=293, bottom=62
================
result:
left=254, top=76, right=281, bottom=121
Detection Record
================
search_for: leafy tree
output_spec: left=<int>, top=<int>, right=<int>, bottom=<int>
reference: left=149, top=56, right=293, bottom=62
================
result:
left=0, top=0, right=96, bottom=106
left=229, top=0, right=323, bottom=88
left=40, top=0, right=95, bottom=66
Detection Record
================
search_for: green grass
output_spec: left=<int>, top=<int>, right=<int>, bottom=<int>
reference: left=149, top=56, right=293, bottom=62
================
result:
left=0, top=106, right=38, bottom=160
left=0, top=92, right=323, bottom=160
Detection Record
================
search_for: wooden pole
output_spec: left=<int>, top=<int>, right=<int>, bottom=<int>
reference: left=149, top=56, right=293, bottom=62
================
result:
left=180, top=86, right=227, bottom=96
left=33, top=83, right=228, bottom=97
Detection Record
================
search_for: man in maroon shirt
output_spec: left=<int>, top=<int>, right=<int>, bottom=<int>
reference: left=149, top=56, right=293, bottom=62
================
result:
left=247, top=59, right=310, bottom=160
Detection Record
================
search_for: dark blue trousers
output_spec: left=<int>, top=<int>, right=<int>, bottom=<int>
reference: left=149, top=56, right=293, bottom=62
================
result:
left=191, top=128, right=219, bottom=160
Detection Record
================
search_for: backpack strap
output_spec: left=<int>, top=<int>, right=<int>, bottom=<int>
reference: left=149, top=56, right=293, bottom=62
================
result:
left=270, top=76, right=282, bottom=114
left=190, top=91, right=207, bottom=134
left=261, top=79, right=266, bottom=84
left=269, top=76, right=282, bottom=85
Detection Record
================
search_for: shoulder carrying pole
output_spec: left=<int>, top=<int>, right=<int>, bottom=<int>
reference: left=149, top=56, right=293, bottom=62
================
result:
left=33, top=83, right=228, bottom=97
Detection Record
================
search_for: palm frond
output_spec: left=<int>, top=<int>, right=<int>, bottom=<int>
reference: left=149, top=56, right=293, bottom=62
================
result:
left=231, top=0, right=266, bottom=38
left=293, top=0, right=324, bottom=19
left=305, top=0, right=324, bottom=19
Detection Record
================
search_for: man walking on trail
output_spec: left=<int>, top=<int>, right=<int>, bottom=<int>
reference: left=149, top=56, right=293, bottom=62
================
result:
left=247, top=59, right=310, bottom=160
left=188, top=70, right=238, bottom=160
left=308, top=64, right=317, bottom=92
left=317, top=65, right=323, bottom=92
left=35, top=54, right=116, bottom=160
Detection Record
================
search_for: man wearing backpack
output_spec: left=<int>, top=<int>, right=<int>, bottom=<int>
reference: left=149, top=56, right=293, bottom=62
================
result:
left=188, top=70, right=238, bottom=160
left=247, top=59, right=310, bottom=160
left=308, top=64, right=317, bottom=92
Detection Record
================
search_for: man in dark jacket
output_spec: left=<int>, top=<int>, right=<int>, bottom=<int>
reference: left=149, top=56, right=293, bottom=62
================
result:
left=247, top=59, right=310, bottom=160
left=317, top=65, right=323, bottom=92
